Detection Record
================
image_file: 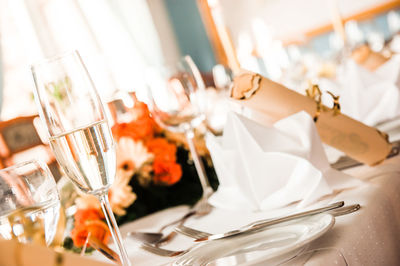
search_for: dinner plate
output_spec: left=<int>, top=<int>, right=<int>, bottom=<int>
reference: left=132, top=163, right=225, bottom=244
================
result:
left=173, top=213, right=335, bottom=266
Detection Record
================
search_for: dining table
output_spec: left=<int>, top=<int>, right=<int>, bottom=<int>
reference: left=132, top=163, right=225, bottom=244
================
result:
left=88, top=151, right=400, bottom=265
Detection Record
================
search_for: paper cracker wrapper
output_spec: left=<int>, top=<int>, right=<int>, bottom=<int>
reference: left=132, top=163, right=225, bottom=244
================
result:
left=230, top=71, right=392, bottom=166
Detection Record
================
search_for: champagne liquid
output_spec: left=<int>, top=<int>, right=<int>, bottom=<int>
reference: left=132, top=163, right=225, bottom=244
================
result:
left=49, top=120, right=116, bottom=194
left=0, top=200, right=60, bottom=246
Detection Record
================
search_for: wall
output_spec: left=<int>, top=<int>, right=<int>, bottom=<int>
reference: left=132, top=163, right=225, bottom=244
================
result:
left=164, top=0, right=216, bottom=72
left=219, top=0, right=396, bottom=43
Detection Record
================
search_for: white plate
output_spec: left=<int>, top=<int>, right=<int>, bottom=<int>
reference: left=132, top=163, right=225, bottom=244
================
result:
left=173, top=213, right=335, bottom=266
left=120, top=205, right=191, bottom=235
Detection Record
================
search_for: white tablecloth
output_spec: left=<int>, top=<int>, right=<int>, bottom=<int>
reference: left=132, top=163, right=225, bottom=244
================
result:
left=91, top=156, right=400, bottom=265
left=304, top=156, right=400, bottom=265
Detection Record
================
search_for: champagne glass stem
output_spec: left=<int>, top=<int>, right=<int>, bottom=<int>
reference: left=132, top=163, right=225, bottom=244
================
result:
left=185, top=128, right=213, bottom=198
left=98, top=194, right=131, bottom=266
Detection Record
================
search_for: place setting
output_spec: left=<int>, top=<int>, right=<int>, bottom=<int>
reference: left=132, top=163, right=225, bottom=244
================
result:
left=1, top=2, right=400, bottom=266
left=121, top=202, right=360, bottom=265
left=114, top=72, right=365, bottom=263
left=0, top=48, right=390, bottom=266
left=102, top=52, right=369, bottom=265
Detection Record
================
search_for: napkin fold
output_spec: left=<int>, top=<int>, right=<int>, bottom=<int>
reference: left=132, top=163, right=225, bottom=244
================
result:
left=206, top=111, right=363, bottom=211
left=326, top=56, right=400, bottom=126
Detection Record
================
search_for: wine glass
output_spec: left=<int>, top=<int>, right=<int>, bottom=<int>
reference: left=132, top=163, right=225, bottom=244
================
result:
left=145, top=55, right=213, bottom=211
left=31, top=51, right=131, bottom=265
left=212, top=64, right=233, bottom=91
left=207, top=64, right=233, bottom=134
left=0, top=160, right=60, bottom=247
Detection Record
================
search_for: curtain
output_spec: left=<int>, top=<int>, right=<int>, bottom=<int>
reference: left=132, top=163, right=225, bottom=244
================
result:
left=0, top=0, right=173, bottom=119
left=0, top=41, right=3, bottom=115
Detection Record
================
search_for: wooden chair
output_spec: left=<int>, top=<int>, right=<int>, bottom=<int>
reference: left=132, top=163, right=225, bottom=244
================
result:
left=0, top=115, right=62, bottom=181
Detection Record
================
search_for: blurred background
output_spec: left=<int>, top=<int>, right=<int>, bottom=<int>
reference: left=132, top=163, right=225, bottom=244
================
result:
left=0, top=0, right=400, bottom=176
left=1, top=0, right=399, bottom=119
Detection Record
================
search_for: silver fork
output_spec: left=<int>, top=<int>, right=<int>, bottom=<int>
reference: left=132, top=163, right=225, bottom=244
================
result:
left=174, top=224, right=211, bottom=239
left=128, top=202, right=212, bottom=246
left=140, top=243, right=188, bottom=257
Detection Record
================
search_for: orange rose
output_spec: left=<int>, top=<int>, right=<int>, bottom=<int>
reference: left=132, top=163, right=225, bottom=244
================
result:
left=132, top=101, right=151, bottom=119
left=71, top=220, right=111, bottom=248
left=147, top=138, right=177, bottom=162
left=71, top=208, right=110, bottom=248
left=112, top=117, right=156, bottom=141
left=111, top=100, right=161, bottom=142
left=74, top=208, right=103, bottom=225
left=153, top=159, right=182, bottom=185
left=131, top=117, right=157, bottom=140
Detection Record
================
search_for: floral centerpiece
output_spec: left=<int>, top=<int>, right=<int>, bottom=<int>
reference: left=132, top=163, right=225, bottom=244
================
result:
left=63, top=93, right=218, bottom=251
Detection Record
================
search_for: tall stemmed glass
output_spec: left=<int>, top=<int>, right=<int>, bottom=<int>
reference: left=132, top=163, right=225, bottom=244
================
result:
left=31, top=51, right=130, bottom=265
left=146, top=56, right=213, bottom=210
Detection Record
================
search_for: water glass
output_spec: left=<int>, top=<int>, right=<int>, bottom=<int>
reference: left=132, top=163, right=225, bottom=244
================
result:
left=0, top=160, right=60, bottom=247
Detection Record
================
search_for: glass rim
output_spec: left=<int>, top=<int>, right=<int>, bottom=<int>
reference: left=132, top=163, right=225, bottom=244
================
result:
left=30, top=50, right=79, bottom=70
left=31, top=49, right=109, bottom=137
left=0, top=159, right=49, bottom=172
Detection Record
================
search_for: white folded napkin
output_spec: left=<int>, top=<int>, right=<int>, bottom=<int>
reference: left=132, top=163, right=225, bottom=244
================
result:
left=323, top=56, right=400, bottom=127
left=375, top=54, right=400, bottom=88
left=206, top=111, right=363, bottom=211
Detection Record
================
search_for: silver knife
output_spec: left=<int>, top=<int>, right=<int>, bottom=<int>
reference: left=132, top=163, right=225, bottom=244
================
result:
left=194, top=201, right=344, bottom=242
left=331, top=140, right=400, bottom=170
left=176, top=204, right=360, bottom=240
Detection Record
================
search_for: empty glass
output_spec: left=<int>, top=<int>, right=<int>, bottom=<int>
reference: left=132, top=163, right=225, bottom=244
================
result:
left=212, top=64, right=233, bottom=91
left=145, top=55, right=214, bottom=206
left=0, top=160, right=60, bottom=247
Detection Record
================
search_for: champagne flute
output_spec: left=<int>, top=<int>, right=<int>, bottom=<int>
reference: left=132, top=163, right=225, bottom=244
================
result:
left=0, top=160, right=60, bottom=247
left=145, top=55, right=213, bottom=211
left=31, top=51, right=131, bottom=265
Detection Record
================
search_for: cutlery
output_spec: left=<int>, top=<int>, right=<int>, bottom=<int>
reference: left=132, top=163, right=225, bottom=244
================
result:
left=175, top=204, right=360, bottom=240
left=140, top=243, right=187, bottom=257
left=193, top=201, right=345, bottom=242
left=329, top=203, right=360, bottom=216
left=141, top=204, right=361, bottom=258
left=128, top=200, right=212, bottom=246
left=331, top=140, right=400, bottom=170
left=128, top=210, right=196, bottom=245
left=140, top=233, right=295, bottom=258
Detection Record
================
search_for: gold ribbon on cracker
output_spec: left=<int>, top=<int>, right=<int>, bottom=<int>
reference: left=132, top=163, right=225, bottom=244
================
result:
left=306, top=83, right=341, bottom=122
